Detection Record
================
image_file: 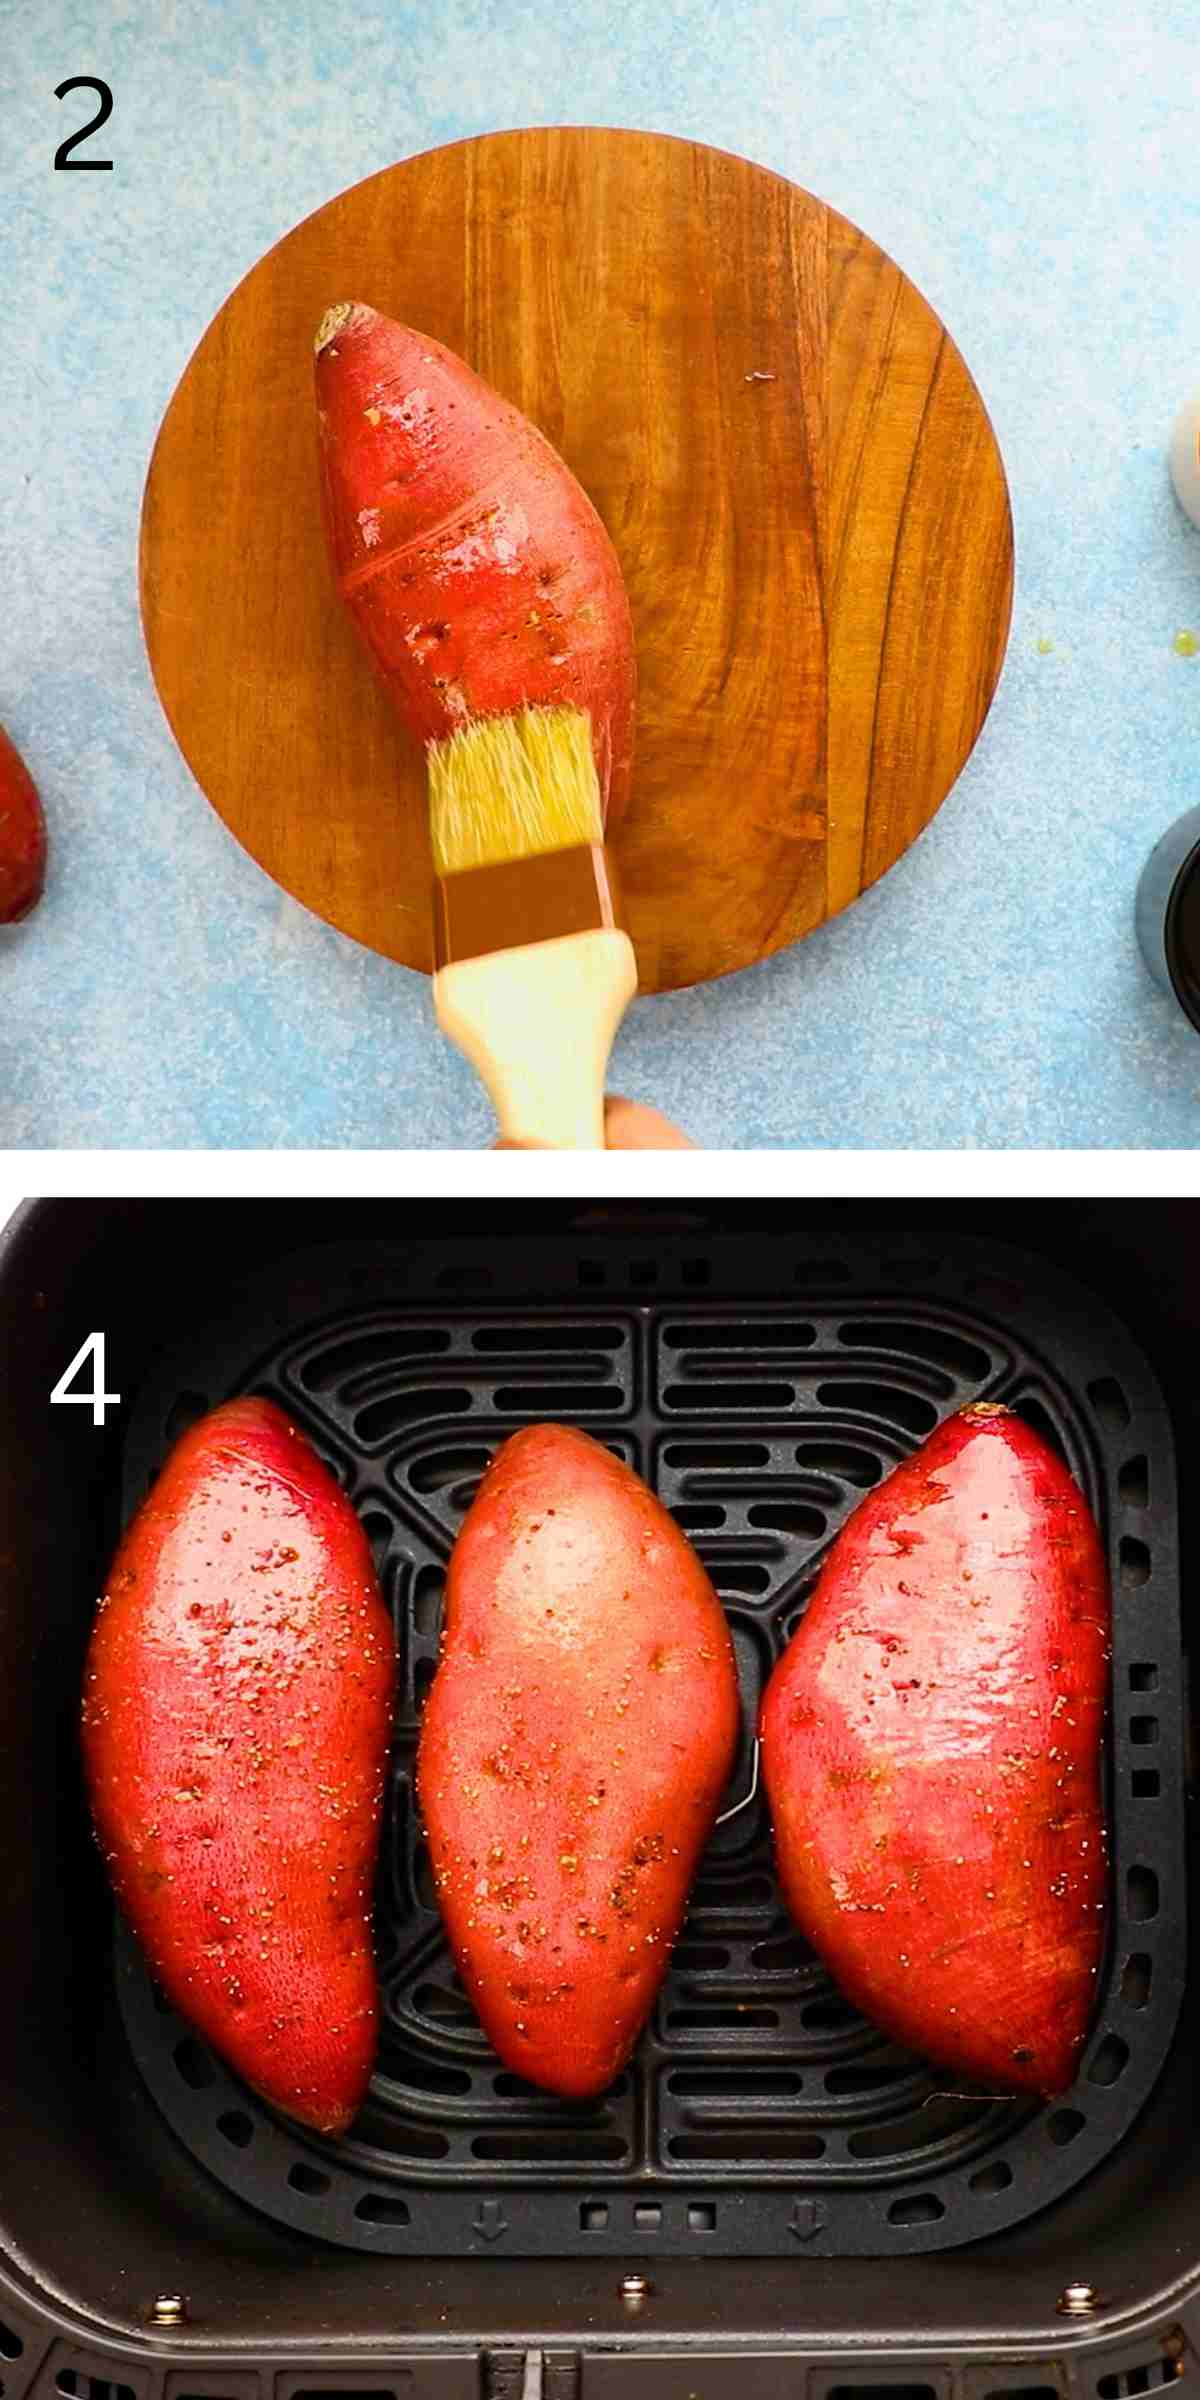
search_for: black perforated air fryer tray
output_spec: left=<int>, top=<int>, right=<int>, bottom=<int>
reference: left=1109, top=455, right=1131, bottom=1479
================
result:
left=113, top=1232, right=1186, bottom=2260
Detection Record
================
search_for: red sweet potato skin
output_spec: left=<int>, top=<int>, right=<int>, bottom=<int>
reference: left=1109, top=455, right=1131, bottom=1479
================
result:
left=314, top=305, right=636, bottom=827
left=417, top=1425, right=739, bottom=2096
left=760, top=1404, right=1110, bottom=2096
left=0, top=722, right=46, bottom=922
left=81, top=1398, right=396, bottom=2133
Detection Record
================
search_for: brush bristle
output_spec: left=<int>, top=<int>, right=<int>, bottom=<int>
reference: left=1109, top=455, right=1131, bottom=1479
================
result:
left=428, top=705, right=603, bottom=877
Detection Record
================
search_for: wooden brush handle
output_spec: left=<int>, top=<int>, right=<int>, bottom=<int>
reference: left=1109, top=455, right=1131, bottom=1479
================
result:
left=434, top=928, right=638, bottom=1149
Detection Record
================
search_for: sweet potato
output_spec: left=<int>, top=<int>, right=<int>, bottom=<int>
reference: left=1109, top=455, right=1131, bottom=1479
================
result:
left=81, top=1398, right=396, bottom=2133
left=417, top=1424, right=739, bottom=2096
left=0, top=721, right=46, bottom=922
left=314, top=303, right=636, bottom=826
left=760, top=1403, right=1109, bottom=2095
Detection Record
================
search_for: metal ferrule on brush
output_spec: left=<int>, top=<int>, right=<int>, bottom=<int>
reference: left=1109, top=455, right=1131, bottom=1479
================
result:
left=433, top=843, right=627, bottom=968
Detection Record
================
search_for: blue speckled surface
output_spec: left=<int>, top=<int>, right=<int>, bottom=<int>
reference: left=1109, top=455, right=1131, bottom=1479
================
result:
left=2, top=1, right=1198, bottom=1148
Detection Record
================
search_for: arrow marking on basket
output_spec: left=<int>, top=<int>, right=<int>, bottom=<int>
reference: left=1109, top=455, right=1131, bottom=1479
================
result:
left=789, top=2199, right=826, bottom=2241
left=474, top=2198, right=509, bottom=2242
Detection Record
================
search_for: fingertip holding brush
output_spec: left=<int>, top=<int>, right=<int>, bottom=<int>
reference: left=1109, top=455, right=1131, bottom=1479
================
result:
left=314, top=301, right=639, bottom=1146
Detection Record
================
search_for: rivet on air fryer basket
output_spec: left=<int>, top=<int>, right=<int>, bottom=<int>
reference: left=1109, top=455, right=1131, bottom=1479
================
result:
left=621, top=2275, right=652, bottom=2311
left=149, top=2294, right=188, bottom=2327
left=1057, top=2283, right=1104, bottom=2316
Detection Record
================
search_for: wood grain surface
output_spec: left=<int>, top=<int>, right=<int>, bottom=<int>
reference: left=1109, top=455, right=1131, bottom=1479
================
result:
left=140, top=128, right=1013, bottom=993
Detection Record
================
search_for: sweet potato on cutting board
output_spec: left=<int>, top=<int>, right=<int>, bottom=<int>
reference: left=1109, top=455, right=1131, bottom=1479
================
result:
left=314, top=302, right=636, bottom=826
left=82, top=1398, right=396, bottom=2134
left=417, top=1424, right=739, bottom=2096
left=761, top=1403, right=1110, bottom=2095
left=0, top=721, right=46, bottom=922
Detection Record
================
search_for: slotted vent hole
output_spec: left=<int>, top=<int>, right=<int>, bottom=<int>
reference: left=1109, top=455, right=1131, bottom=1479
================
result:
left=670, top=2070, right=804, bottom=2099
left=409, top=1446, right=491, bottom=1494
left=1121, top=1539, right=1151, bottom=1589
left=393, top=2053, right=473, bottom=2097
left=1128, top=1865, right=1159, bottom=1921
left=838, top=1321, right=992, bottom=1380
left=664, top=1321, right=817, bottom=1350
left=411, top=1564, right=444, bottom=1637
left=673, top=1942, right=732, bottom=1971
left=746, top=1501, right=827, bottom=1537
left=492, top=1383, right=622, bottom=1413
left=0, top=2330, right=23, bottom=2364
left=709, top=1559, right=773, bottom=1594
left=667, top=2005, right=780, bottom=2032
left=56, top=2381, right=137, bottom=2400
left=1088, top=2034, right=1130, bottom=2086
left=751, top=1931, right=814, bottom=1971
left=814, top=1382, right=939, bottom=1435
left=825, top=2371, right=936, bottom=2390
left=671, top=1504, right=727, bottom=1530
left=1089, top=1376, right=1131, bottom=1432
left=356, top=1388, right=473, bottom=1440
left=665, top=1442, right=771, bottom=1471
left=1013, top=1394, right=1070, bottom=1468
left=984, top=2388, right=1058, bottom=2400
left=387, top=2122, right=451, bottom=2160
left=970, top=2159, right=1014, bottom=2194
left=664, top=1381, right=795, bottom=1413
left=288, top=2162, right=331, bottom=2196
left=1120, top=1455, right=1150, bottom=1507
left=1130, top=1663, right=1160, bottom=1691
left=825, top=2061, right=916, bottom=2097
left=472, top=1323, right=624, bottom=1352
left=300, top=1327, right=451, bottom=1387
left=802, top=1995, right=860, bottom=2033
left=355, top=2193, right=412, bottom=2224
left=412, top=1846, right=440, bottom=1912
left=887, top=2193, right=946, bottom=2226
left=849, top=2096, right=986, bottom=2159
left=473, top=2132, right=626, bottom=2161
left=291, top=2390, right=403, bottom=2400
left=218, top=2109, right=254, bottom=2149
left=359, top=1508, right=392, bottom=1567
left=1097, top=2363, right=1180, bottom=2400
left=669, top=2132, right=826, bottom=2161
left=173, top=2036, right=215, bottom=2091
left=1046, top=2108, right=1085, bottom=2146
left=414, top=1979, right=474, bottom=2024
left=797, top=1442, right=882, bottom=1486
left=1122, top=1953, right=1152, bottom=2008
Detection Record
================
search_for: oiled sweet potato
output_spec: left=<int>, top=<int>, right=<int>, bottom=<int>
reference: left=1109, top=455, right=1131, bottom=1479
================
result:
left=314, top=303, right=636, bottom=826
left=82, top=1398, right=396, bottom=2133
left=760, top=1403, right=1109, bottom=2095
left=0, top=721, right=46, bottom=922
left=417, top=1424, right=739, bottom=2096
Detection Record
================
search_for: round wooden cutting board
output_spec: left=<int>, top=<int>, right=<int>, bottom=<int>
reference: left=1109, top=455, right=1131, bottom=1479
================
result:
left=140, top=128, right=1014, bottom=994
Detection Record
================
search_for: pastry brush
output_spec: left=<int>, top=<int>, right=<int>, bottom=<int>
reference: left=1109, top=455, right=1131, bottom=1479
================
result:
left=428, top=703, right=637, bottom=1149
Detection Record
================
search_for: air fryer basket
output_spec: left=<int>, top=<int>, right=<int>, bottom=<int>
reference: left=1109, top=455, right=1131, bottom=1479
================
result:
left=113, top=1236, right=1183, bottom=2260
left=1, top=1201, right=1199, bottom=2400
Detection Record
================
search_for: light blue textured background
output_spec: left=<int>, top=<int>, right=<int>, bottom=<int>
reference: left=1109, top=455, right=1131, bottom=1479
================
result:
left=1, top=0, right=1198, bottom=1149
